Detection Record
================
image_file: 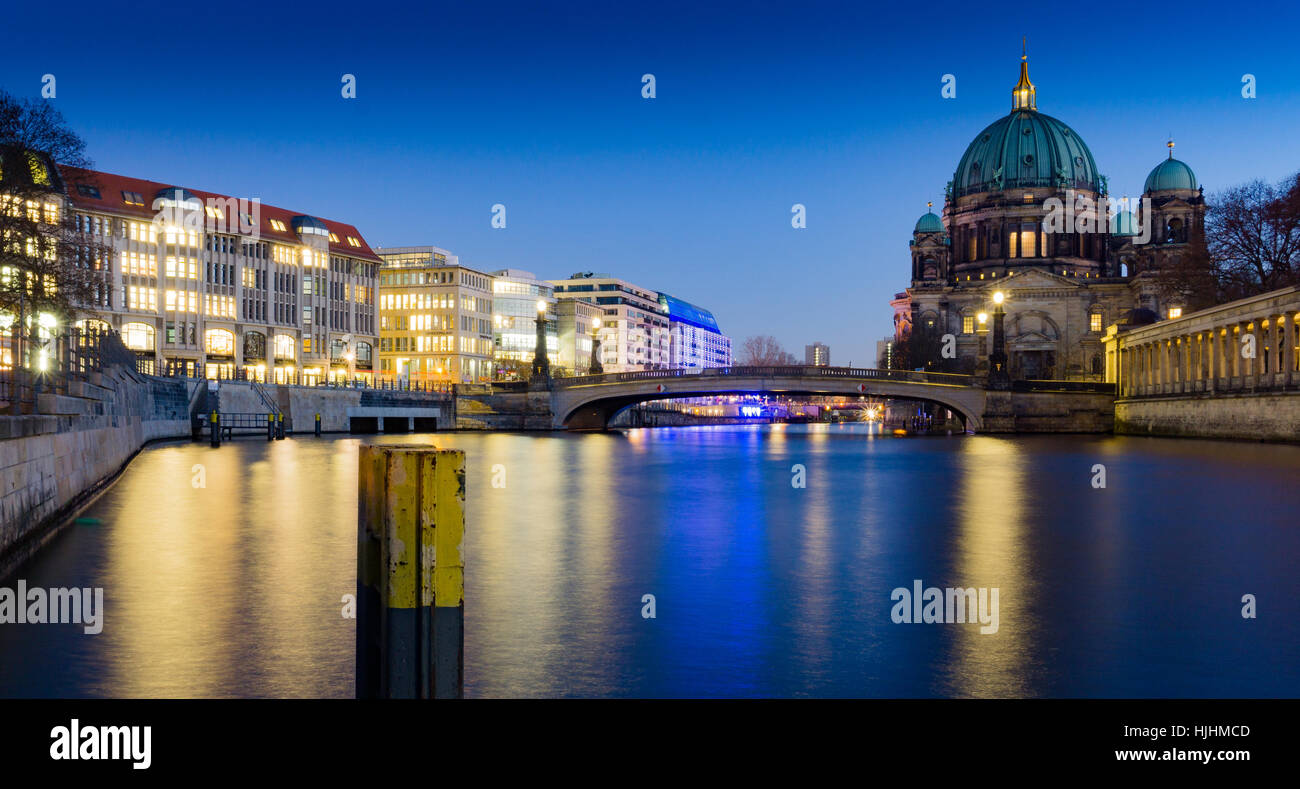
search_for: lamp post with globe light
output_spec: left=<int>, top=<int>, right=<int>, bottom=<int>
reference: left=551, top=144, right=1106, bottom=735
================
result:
left=588, top=315, right=604, bottom=375
left=988, top=291, right=1011, bottom=389
left=531, top=299, right=551, bottom=381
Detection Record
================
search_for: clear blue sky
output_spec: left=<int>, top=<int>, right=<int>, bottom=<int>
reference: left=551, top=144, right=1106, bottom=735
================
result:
left=4, top=0, right=1299, bottom=365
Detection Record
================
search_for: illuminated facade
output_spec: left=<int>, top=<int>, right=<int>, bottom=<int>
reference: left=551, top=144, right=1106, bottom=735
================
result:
left=805, top=342, right=830, bottom=366
left=57, top=166, right=379, bottom=383
left=550, top=273, right=670, bottom=372
left=375, top=246, right=494, bottom=386
left=659, top=292, right=731, bottom=368
left=490, top=269, right=556, bottom=376
left=555, top=297, right=603, bottom=375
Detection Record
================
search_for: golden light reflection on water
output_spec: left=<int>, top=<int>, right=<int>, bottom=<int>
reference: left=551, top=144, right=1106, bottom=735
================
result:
left=98, top=441, right=357, bottom=697
left=12, top=428, right=1295, bottom=699
left=944, top=436, right=1037, bottom=698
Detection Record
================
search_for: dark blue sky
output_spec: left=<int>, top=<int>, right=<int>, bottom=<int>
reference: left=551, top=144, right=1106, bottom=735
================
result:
left=5, top=1, right=1298, bottom=364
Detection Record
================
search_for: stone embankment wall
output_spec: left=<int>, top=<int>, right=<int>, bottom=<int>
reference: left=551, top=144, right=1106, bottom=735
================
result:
left=1115, top=393, right=1300, bottom=442
left=0, top=367, right=198, bottom=579
left=981, top=390, right=1116, bottom=433
left=209, top=381, right=448, bottom=433
left=454, top=384, right=551, bottom=430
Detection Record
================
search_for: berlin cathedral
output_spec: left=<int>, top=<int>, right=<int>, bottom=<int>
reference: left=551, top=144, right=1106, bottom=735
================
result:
left=892, top=53, right=1207, bottom=380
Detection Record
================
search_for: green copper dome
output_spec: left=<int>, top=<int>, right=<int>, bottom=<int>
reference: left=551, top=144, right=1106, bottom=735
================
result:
left=914, top=210, right=944, bottom=233
left=1144, top=157, right=1197, bottom=193
left=954, top=110, right=1100, bottom=197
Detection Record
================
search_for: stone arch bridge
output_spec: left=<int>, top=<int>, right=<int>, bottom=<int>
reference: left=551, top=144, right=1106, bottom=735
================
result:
left=545, top=366, right=1115, bottom=433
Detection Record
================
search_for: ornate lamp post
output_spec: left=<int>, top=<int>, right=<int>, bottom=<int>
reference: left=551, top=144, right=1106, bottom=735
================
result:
left=987, top=291, right=1011, bottom=389
left=588, top=315, right=604, bottom=375
left=531, top=299, right=551, bottom=380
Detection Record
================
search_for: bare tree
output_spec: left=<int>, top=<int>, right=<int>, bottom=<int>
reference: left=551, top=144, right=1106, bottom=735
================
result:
left=738, top=335, right=798, bottom=366
left=0, top=89, right=112, bottom=372
left=1205, top=173, right=1300, bottom=299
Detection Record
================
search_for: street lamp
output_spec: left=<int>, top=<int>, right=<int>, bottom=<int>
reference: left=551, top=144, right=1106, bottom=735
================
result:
left=589, top=315, right=604, bottom=375
left=988, top=290, right=1011, bottom=389
left=531, top=300, right=551, bottom=380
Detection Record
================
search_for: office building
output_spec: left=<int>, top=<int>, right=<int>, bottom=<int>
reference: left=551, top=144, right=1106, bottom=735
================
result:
left=490, top=269, right=556, bottom=377
left=556, top=297, right=604, bottom=375
left=549, top=272, right=670, bottom=372
left=374, top=246, right=494, bottom=386
left=54, top=164, right=380, bottom=383
left=658, top=292, right=731, bottom=368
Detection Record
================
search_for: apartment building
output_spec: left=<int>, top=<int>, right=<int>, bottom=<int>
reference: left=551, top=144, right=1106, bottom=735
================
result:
left=57, top=165, right=379, bottom=383
left=805, top=342, right=830, bottom=366
left=374, top=246, right=494, bottom=386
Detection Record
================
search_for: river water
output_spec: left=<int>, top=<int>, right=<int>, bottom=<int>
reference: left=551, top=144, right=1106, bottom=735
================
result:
left=1, top=424, right=1297, bottom=698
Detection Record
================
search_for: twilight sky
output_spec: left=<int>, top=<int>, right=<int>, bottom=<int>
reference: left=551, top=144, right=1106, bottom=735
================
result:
left=4, top=0, right=1299, bottom=365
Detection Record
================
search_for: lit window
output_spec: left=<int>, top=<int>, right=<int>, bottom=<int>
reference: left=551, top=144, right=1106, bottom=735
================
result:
left=329, top=232, right=340, bottom=243
left=1019, top=225, right=1037, bottom=257
left=122, top=322, right=155, bottom=350
left=204, top=329, right=235, bottom=355
left=1023, top=193, right=1034, bottom=203
left=274, top=334, right=295, bottom=359
left=1168, top=308, right=1182, bottom=319
left=1090, top=313, right=1102, bottom=332
left=347, top=236, right=362, bottom=247
left=122, top=191, right=144, bottom=206
left=269, top=219, right=288, bottom=232
left=962, top=316, right=974, bottom=334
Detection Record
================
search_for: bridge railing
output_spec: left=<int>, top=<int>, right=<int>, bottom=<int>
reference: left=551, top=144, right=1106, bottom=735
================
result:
left=1012, top=379, right=1116, bottom=394
left=556, top=366, right=976, bottom=387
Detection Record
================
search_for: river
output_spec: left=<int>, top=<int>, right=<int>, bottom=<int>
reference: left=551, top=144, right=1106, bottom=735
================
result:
left=1, top=424, right=1297, bottom=698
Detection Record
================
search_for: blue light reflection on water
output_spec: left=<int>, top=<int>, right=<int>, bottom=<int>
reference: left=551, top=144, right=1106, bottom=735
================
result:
left=1, top=424, right=1297, bottom=698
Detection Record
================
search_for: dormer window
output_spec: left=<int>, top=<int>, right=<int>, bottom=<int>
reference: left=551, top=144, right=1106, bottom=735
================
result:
left=122, top=191, right=144, bottom=206
left=347, top=236, right=361, bottom=248
left=76, top=184, right=101, bottom=199
left=269, top=219, right=287, bottom=232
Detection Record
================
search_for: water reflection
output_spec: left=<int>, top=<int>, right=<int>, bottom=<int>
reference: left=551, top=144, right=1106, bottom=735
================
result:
left=1, top=427, right=1297, bottom=698
left=946, top=437, right=1035, bottom=698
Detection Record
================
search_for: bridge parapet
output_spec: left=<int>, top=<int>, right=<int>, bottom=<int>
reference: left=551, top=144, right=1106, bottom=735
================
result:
left=558, top=366, right=975, bottom=388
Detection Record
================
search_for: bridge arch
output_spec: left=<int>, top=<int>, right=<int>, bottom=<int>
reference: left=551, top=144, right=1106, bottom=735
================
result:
left=551, top=368, right=987, bottom=432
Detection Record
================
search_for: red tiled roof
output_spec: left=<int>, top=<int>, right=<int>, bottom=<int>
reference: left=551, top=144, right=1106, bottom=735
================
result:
left=58, top=165, right=382, bottom=264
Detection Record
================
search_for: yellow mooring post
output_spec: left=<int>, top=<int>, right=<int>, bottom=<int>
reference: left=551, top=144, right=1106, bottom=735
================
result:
left=356, top=444, right=465, bottom=699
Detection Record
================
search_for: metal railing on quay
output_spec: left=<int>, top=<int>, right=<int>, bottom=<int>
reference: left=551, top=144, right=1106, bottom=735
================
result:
left=1, top=327, right=133, bottom=414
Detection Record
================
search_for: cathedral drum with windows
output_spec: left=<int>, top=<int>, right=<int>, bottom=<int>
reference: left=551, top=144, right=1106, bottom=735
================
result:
left=898, top=52, right=1206, bottom=381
